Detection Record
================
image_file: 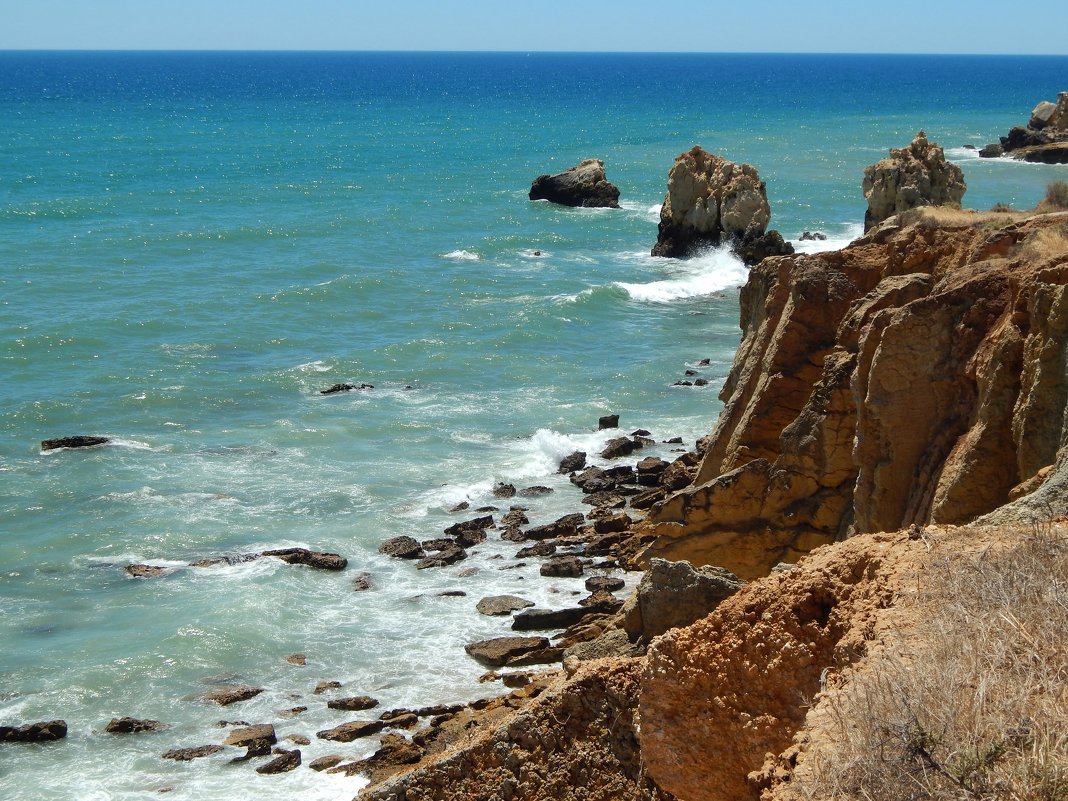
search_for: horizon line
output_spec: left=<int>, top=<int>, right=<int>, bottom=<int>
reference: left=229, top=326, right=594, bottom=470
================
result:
left=1, top=48, right=1066, bottom=58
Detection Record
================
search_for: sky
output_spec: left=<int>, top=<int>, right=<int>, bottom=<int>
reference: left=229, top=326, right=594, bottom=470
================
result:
left=2, top=0, right=1066, bottom=55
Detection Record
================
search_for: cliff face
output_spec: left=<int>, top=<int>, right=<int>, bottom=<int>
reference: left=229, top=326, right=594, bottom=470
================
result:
left=638, top=210, right=1068, bottom=578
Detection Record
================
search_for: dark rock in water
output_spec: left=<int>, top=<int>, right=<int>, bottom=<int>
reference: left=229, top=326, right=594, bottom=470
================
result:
left=511, top=606, right=591, bottom=631
left=448, top=501, right=470, bottom=513
left=464, top=636, right=550, bottom=667
left=444, top=515, right=495, bottom=547
left=557, top=450, right=587, bottom=474
left=499, top=526, right=526, bottom=543
left=578, top=589, right=625, bottom=612
left=313, top=681, right=342, bottom=695
left=518, top=485, right=553, bottom=497
left=40, top=435, right=109, bottom=451
left=125, top=564, right=169, bottom=578
left=524, top=513, right=585, bottom=541
left=223, top=724, right=277, bottom=752
left=320, top=383, right=373, bottom=395
left=593, top=512, right=632, bottom=535
left=199, top=686, right=263, bottom=706
left=529, top=159, right=621, bottom=208
left=694, top=378, right=709, bottom=386
left=600, top=436, right=643, bottom=460
left=104, top=717, right=167, bottom=734
left=438, top=590, right=467, bottom=597
left=162, top=744, right=223, bottom=761
left=516, top=542, right=556, bottom=558
left=261, top=548, right=347, bottom=571
left=317, top=719, right=386, bottom=742
left=604, top=465, right=637, bottom=483
left=598, top=414, right=619, bottom=430
left=257, top=748, right=301, bottom=774
left=379, top=535, right=422, bottom=559
left=421, top=538, right=454, bottom=551
left=674, top=380, right=694, bottom=387
left=629, top=486, right=667, bottom=510
left=416, top=542, right=467, bottom=569
left=501, top=508, right=529, bottom=527
left=540, top=556, right=585, bottom=578
left=0, top=720, right=67, bottom=742
left=492, top=482, right=516, bottom=498
left=506, top=645, right=566, bottom=667
left=582, top=491, right=626, bottom=509
left=636, top=456, right=669, bottom=476
left=310, top=754, right=347, bottom=771
left=585, top=575, right=626, bottom=593
left=352, top=572, right=373, bottom=591
left=476, top=595, right=535, bottom=616
left=327, top=696, right=380, bottom=712
left=798, top=231, right=827, bottom=241
left=659, top=460, right=697, bottom=491
left=979, top=143, right=1004, bottom=158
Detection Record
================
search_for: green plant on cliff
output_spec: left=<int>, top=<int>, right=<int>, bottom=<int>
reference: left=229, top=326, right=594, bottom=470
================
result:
left=1045, top=180, right=1068, bottom=210
left=797, top=530, right=1068, bottom=801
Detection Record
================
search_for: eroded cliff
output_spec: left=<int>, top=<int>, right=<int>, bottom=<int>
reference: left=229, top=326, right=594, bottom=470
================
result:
left=637, top=209, right=1068, bottom=578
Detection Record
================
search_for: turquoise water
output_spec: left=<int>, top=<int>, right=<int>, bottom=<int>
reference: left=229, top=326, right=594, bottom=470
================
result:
left=2, top=52, right=1067, bottom=799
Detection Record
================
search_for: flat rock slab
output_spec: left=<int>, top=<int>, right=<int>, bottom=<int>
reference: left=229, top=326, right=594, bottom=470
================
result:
left=585, top=575, right=626, bottom=593
left=510, top=606, right=590, bottom=631
left=162, top=744, right=223, bottom=761
left=199, top=686, right=264, bottom=706
left=317, top=719, right=386, bottom=742
left=475, top=595, right=535, bottom=616
left=261, top=548, right=347, bottom=571
left=41, top=435, right=109, bottom=451
left=327, top=696, right=380, bottom=712
left=540, top=556, right=585, bottom=578
left=378, top=536, right=425, bottom=559
left=223, top=724, right=276, bottom=749
left=464, top=636, right=549, bottom=667
left=256, top=748, right=301, bottom=774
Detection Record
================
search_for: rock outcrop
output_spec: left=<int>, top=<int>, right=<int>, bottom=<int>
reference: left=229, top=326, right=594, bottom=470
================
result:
left=634, top=209, right=1068, bottom=578
left=861, top=132, right=965, bottom=231
left=651, top=146, right=793, bottom=264
left=981, top=92, right=1068, bottom=164
left=529, top=159, right=621, bottom=208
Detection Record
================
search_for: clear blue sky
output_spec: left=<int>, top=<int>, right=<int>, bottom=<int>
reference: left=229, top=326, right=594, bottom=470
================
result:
left=2, top=0, right=1066, bottom=54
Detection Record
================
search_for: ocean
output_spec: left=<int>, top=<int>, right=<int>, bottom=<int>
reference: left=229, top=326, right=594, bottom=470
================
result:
left=1, top=51, right=1066, bottom=800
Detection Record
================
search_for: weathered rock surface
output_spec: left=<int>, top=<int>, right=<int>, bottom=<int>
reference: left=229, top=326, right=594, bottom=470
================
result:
left=0, top=720, right=67, bottom=742
left=981, top=92, right=1068, bottom=163
left=327, top=695, right=380, bottom=712
left=651, top=146, right=792, bottom=264
left=104, top=717, right=167, bottom=734
left=463, top=636, right=549, bottom=667
left=623, top=559, right=744, bottom=641
left=539, top=555, right=584, bottom=578
left=529, top=159, right=621, bottom=208
left=379, top=536, right=425, bottom=559
left=199, top=685, right=263, bottom=706
left=161, top=744, right=223, bottom=761
left=476, top=595, right=535, bottom=616
left=862, top=132, right=965, bottom=231
left=316, top=719, right=386, bottom=742
left=124, top=564, right=169, bottom=578
left=223, top=723, right=277, bottom=753
left=634, top=210, right=1068, bottom=577
left=260, top=547, right=347, bottom=570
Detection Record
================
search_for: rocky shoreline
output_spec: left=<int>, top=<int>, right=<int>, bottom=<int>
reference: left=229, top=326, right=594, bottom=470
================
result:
left=10, top=114, right=1068, bottom=799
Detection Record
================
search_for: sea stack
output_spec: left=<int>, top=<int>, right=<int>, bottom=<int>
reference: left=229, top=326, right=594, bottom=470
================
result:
left=528, top=159, right=621, bottom=208
left=650, top=146, right=792, bottom=264
left=861, top=131, right=965, bottom=231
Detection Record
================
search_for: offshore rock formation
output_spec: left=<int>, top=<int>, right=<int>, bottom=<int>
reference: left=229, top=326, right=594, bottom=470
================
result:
left=651, top=147, right=792, bottom=264
left=528, top=159, right=621, bottom=208
left=861, top=132, right=965, bottom=231
left=636, top=209, right=1068, bottom=578
left=981, top=92, right=1068, bottom=164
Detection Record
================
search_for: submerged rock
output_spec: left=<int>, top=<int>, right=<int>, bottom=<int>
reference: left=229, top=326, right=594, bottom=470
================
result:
left=529, top=159, right=621, bottom=208
left=199, top=686, right=263, bottom=706
left=40, top=435, right=109, bottom=451
left=161, top=744, right=223, bottom=761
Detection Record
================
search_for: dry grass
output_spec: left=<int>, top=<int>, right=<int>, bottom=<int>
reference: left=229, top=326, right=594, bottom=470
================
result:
left=1045, top=181, right=1068, bottom=210
left=794, top=529, right=1068, bottom=801
left=901, top=206, right=1026, bottom=227
left=1020, top=223, right=1068, bottom=261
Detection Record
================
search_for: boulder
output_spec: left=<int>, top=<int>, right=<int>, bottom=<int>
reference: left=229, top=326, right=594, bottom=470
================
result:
left=501, top=508, right=530, bottom=527
left=310, top=754, right=347, bottom=771
left=978, top=142, right=1003, bottom=159
left=1029, top=99, right=1059, bottom=129
left=558, top=450, right=587, bottom=473
left=515, top=542, right=556, bottom=558
left=124, top=564, right=169, bottom=578
left=524, top=513, right=585, bottom=541
left=518, top=485, right=553, bottom=497
left=327, top=696, right=380, bottom=712
left=261, top=548, right=347, bottom=570
left=862, top=131, right=966, bottom=231
left=563, top=628, right=645, bottom=662
left=0, top=720, right=67, bottom=742
left=378, top=536, right=425, bottom=559
left=511, top=606, right=591, bottom=631
left=313, top=681, right=342, bottom=695
left=223, top=724, right=277, bottom=753
left=40, top=435, right=109, bottom=451
left=492, top=482, right=516, bottom=498
left=464, top=636, right=550, bottom=667
left=529, top=159, right=621, bottom=208
left=623, top=559, right=745, bottom=641
left=104, top=717, right=167, bottom=734
left=256, top=748, right=301, bottom=774
left=598, top=414, right=620, bottom=430
left=444, top=515, right=494, bottom=547
left=316, top=719, right=386, bottom=742
left=600, top=436, right=644, bottom=460
left=540, top=555, right=585, bottom=578
left=416, top=542, right=467, bottom=569
left=585, top=575, right=626, bottom=593
left=651, top=146, right=792, bottom=264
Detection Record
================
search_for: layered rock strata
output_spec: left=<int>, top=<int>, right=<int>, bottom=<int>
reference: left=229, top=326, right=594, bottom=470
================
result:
left=636, top=210, right=1068, bottom=578
left=651, top=146, right=792, bottom=264
left=861, top=132, right=965, bottom=231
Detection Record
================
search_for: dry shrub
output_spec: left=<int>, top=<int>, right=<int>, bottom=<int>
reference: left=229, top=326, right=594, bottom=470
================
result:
left=901, top=206, right=1024, bottom=227
left=1020, top=223, right=1068, bottom=262
left=1045, top=181, right=1068, bottom=210
left=795, top=530, right=1068, bottom=801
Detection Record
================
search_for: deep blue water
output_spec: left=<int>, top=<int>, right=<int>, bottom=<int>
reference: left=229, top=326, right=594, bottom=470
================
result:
left=1, top=51, right=1066, bottom=800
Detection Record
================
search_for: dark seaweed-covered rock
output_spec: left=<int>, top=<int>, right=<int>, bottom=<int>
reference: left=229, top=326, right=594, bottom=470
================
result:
left=261, top=548, right=347, bottom=571
left=104, top=717, right=167, bottom=734
left=320, top=383, right=373, bottom=394
left=256, top=748, right=301, bottom=774
left=0, top=720, right=67, bottom=742
left=162, top=744, right=223, bottom=761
